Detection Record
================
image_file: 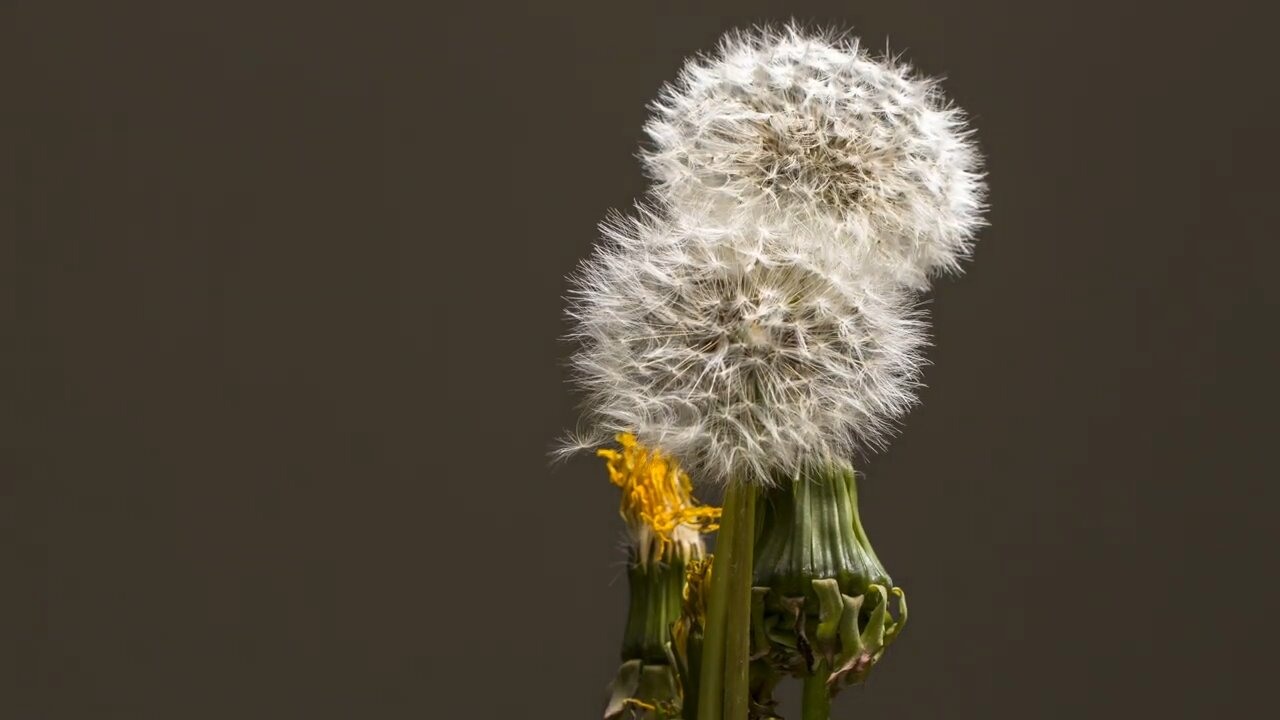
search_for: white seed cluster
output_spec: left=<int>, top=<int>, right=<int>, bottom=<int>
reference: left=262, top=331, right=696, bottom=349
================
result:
left=564, top=26, right=986, bottom=486
left=568, top=210, right=927, bottom=485
left=644, top=26, right=985, bottom=291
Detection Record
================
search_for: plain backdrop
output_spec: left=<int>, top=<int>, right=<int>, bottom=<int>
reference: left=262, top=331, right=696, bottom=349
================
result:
left=7, top=1, right=1277, bottom=718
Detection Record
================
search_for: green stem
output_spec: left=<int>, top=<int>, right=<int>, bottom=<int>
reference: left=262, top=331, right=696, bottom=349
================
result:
left=801, top=662, right=831, bottom=720
left=696, top=491, right=733, bottom=720
left=696, top=481, right=757, bottom=720
left=722, top=483, right=756, bottom=720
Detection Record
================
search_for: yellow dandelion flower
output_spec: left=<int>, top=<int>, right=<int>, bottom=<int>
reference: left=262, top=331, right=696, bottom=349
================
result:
left=597, top=433, right=721, bottom=563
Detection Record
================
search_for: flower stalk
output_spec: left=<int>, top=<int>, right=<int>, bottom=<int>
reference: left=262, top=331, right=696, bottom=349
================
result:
left=696, top=481, right=758, bottom=720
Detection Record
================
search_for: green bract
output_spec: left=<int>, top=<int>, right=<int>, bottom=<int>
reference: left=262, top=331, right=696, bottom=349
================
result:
left=747, top=467, right=908, bottom=716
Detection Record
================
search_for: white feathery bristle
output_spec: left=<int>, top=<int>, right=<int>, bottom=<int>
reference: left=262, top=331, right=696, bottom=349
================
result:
left=642, top=24, right=986, bottom=291
left=566, top=208, right=928, bottom=487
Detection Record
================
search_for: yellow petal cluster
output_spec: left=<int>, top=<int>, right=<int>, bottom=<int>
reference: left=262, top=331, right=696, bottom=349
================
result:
left=598, top=433, right=721, bottom=561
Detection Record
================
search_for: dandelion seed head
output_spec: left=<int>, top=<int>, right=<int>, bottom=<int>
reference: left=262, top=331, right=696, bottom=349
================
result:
left=567, top=209, right=928, bottom=486
left=642, top=24, right=986, bottom=290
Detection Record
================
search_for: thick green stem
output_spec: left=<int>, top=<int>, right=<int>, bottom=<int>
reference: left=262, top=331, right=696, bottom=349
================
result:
left=696, top=493, right=733, bottom=720
left=801, top=662, right=832, bottom=720
left=721, top=483, right=756, bottom=720
left=696, top=482, right=757, bottom=720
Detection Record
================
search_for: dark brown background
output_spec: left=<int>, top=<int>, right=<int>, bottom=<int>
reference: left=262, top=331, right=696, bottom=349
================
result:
left=7, top=1, right=1276, bottom=718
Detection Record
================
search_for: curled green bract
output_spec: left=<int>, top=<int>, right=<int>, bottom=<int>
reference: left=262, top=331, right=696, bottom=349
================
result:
left=747, top=464, right=909, bottom=711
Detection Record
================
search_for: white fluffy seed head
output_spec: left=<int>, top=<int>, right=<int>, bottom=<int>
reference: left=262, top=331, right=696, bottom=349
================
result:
left=564, top=208, right=928, bottom=487
left=642, top=24, right=986, bottom=291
